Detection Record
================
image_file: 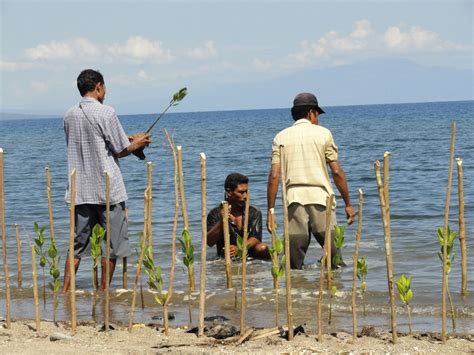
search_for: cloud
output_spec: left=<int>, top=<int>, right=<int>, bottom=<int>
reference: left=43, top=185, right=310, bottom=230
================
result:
left=253, top=19, right=471, bottom=73
left=187, top=41, right=218, bottom=59
left=29, top=80, right=48, bottom=93
left=0, top=60, right=33, bottom=71
left=107, top=36, right=172, bottom=63
left=25, top=38, right=99, bottom=60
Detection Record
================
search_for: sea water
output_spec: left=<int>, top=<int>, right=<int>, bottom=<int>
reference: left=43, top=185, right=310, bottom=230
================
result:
left=0, top=100, right=473, bottom=332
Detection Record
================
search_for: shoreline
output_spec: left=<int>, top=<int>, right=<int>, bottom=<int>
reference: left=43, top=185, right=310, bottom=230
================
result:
left=1, top=319, right=472, bottom=354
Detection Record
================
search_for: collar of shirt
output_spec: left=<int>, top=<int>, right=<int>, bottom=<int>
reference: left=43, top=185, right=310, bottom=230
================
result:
left=80, top=96, right=100, bottom=104
left=293, top=118, right=312, bottom=126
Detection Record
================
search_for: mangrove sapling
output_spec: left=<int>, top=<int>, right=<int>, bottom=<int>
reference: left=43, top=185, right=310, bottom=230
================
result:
left=437, top=227, right=457, bottom=332
left=329, top=225, right=346, bottom=325
left=357, top=256, right=368, bottom=317
left=143, top=247, right=167, bottom=313
left=90, top=224, right=105, bottom=321
left=269, top=234, right=285, bottom=327
left=33, top=222, right=48, bottom=308
left=47, top=235, right=61, bottom=325
left=396, top=274, right=414, bottom=334
left=179, top=229, right=195, bottom=323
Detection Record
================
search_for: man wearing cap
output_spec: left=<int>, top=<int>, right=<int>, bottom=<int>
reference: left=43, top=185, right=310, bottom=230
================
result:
left=266, top=92, right=356, bottom=269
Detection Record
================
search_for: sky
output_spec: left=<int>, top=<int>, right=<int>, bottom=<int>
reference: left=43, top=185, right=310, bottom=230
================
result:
left=0, top=0, right=472, bottom=115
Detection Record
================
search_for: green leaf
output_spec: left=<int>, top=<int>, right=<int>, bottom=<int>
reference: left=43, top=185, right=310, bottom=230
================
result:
left=405, top=289, right=413, bottom=303
left=237, top=235, right=243, bottom=249
left=34, top=246, right=41, bottom=255
left=330, top=286, right=337, bottom=297
left=275, top=239, right=283, bottom=254
left=34, top=222, right=39, bottom=233
left=182, top=229, right=191, bottom=244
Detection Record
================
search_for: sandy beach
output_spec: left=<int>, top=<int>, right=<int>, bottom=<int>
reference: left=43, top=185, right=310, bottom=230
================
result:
left=1, top=319, right=472, bottom=354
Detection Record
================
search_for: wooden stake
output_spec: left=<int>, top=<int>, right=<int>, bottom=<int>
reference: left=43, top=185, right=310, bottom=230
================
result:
left=14, top=224, right=22, bottom=288
left=442, top=121, right=456, bottom=343
left=269, top=208, right=279, bottom=327
left=383, top=152, right=391, bottom=226
left=0, top=149, right=11, bottom=329
left=163, top=129, right=180, bottom=336
left=374, top=160, right=397, bottom=343
left=45, top=167, right=56, bottom=244
left=31, top=245, right=40, bottom=332
left=68, top=168, right=77, bottom=332
left=456, top=158, right=467, bottom=296
left=177, top=146, right=195, bottom=291
left=123, top=208, right=128, bottom=289
left=221, top=201, right=233, bottom=288
left=326, top=195, right=333, bottom=290
left=128, top=188, right=149, bottom=331
left=279, top=145, right=293, bottom=340
left=198, top=152, right=207, bottom=337
left=240, top=188, right=250, bottom=335
left=318, top=196, right=332, bottom=342
left=104, top=171, right=111, bottom=331
left=352, top=189, right=363, bottom=342
left=147, top=162, right=153, bottom=257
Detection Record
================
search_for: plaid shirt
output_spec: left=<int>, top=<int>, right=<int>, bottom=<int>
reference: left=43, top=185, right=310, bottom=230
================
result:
left=64, top=97, right=130, bottom=205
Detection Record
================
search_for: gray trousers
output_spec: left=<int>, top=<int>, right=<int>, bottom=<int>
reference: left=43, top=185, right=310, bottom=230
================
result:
left=72, top=202, right=130, bottom=259
left=288, top=203, right=340, bottom=269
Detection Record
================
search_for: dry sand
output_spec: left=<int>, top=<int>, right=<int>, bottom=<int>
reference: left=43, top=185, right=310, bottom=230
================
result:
left=0, top=320, right=473, bottom=354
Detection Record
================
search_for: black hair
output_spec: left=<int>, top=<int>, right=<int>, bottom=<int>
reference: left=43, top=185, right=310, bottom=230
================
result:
left=224, top=173, right=249, bottom=191
left=291, top=105, right=318, bottom=121
left=77, top=69, right=104, bottom=96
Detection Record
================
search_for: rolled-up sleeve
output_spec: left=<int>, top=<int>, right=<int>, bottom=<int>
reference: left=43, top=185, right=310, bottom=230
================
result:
left=271, top=137, right=281, bottom=164
left=101, top=110, right=130, bottom=155
left=325, top=132, right=339, bottom=162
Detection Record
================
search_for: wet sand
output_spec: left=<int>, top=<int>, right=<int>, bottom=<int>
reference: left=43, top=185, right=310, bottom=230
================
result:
left=1, top=319, right=472, bottom=354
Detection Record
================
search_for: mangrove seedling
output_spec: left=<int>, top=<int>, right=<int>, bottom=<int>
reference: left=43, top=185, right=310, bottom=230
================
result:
left=47, top=236, right=61, bottom=324
left=179, top=229, right=195, bottom=322
left=357, top=256, right=368, bottom=316
left=33, top=222, right=47, bottom=308
left=396, top=274, right=414, bottom=334
left=269, top=236, right=285, bottom=327
left=143, top=247, right=167, bottom=308
left=90, top=224, right=105, bottom=290
left=437, top=226, right=457, bottom=332
left=329, top=225, right=346, bottom=325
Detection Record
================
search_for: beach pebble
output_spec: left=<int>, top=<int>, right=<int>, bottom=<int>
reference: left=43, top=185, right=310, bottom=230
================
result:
left=151, top=313, right=175, bottom=321
left=49, top=332, right=73, bottom=342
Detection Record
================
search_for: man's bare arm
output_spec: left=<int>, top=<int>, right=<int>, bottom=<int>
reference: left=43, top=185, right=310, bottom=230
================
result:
left=266, top=163, right=280, bottom=233
left=329, top=160, right=356, bottom=224
left=117, top=132, right=151, bottom=158
left=207, top=219, right=223, bottom=247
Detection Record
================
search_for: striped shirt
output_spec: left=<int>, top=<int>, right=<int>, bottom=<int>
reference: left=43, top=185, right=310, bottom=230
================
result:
left=271, top=119, right=338, bottom=207
left=64, top=97, right=130, bottom=205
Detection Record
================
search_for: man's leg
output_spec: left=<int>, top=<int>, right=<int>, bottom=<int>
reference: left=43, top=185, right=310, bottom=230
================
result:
left=62, top=204, right=97, bottom=293
left=307, top=204, right=343, bottom=269
left=100, top=257, right=117, bottom=291
left=288, top=203, right=311, bottom=269
left=99, top=202, right=130, bottom=290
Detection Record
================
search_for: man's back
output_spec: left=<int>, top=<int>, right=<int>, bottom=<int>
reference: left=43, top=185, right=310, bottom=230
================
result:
left=64, top=97, right=129, bottom=205
left=271, top=119, right=338, bottom=207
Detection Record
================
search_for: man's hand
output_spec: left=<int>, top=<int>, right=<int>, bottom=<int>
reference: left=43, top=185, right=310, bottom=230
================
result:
left=129, top=133, right=152, bottom=150
left=266, top=209, right=276, bottom=234
left=229, top=245, right=238, bottom=257
left=345, top=205, right=356, bottom=225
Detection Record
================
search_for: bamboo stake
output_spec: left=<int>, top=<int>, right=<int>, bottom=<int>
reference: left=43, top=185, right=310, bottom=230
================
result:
left=177, top=146, right=195, bottom=291
left=0, top=149, right=11, bottom=329
left=383, top=152, right=391, bottom=226
left=140, top=187, right=148, bottom=310
left=45, top=167, right=56, bottom=244
left=318, top=196, right=332, bottom=342
left=442, top=121, right=456, bottom=343
left=269, top=208, right=279, bottom=327
left=128, top=188, right=149, bottom=331
left=279, top=145, right=293, bottom=341
left=456, top=158, right=467, bottom=296
left=222, top=201, right=233, bottom=288
left=374, top=160, right=397, bottom=344
left=351, top=189, right=363, bottom=342
left=68, top=168, right=77, bottom=332
left=240, top=188, right=250, bottom=335
left=14, top=224, right=22, bottom=288
left=123, top=208, right=128, bottom=289
left=31, top=245, right=40, bottom=332
left=147, top=162, right=153, bottom=258
left=104, top=171, right=111, bottom=331
left=326, top=195, right=333, bottom=290
left=198, top=152, right=207, bottom=337
left=163, top=129, right=180, bottom=336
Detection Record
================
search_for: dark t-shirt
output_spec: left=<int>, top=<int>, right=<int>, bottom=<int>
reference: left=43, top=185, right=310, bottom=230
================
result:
left=207, top=204, right=262, bottom=257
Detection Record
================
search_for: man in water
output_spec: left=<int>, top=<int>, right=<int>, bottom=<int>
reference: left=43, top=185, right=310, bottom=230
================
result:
left=63, top=69, right=151, bottom=292
left=207, top=173, right=270, bottom=259
left=266, top=92, right=356, bottom=269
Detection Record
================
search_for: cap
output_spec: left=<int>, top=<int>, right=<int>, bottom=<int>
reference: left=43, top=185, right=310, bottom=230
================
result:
left=292, top=92, right=325, bottom=114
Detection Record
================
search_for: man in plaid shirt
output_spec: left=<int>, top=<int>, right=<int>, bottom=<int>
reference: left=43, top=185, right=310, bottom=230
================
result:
left=63, top=69, right=151, bottom=292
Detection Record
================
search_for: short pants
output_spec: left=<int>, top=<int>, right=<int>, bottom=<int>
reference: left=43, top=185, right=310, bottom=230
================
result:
left=72, top=202, right=130, bottom=259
